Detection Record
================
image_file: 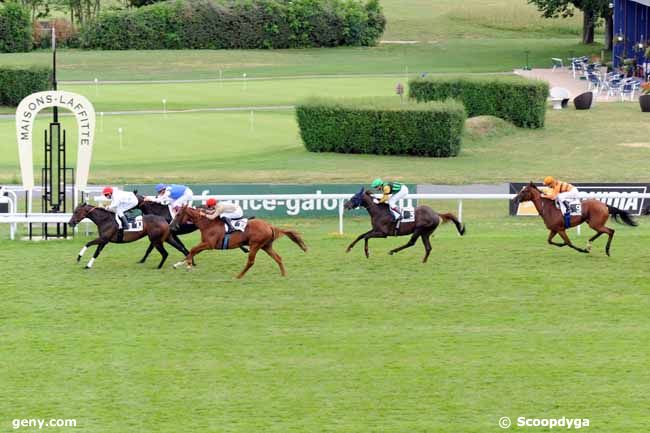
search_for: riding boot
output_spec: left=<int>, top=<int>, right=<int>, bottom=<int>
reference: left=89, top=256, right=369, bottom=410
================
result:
left=120, top=215, right=129, bottom=230
left=221, top=217, right=235, bottom=233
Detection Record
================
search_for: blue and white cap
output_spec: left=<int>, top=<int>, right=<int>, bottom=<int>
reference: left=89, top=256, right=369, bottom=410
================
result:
left=155, top=183, right=167, bottom=193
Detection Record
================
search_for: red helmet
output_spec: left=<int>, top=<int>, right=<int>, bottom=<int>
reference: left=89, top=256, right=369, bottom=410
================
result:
left=206, top=198, right=217, bottom=207
left=102, top=186, right=113, bottom=196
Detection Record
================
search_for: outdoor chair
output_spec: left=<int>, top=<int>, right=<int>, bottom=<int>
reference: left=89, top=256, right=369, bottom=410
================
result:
left=620, top=79, right=640, bottom=102
left=573, top=92, right=593, bottom=110
left=549, top=87, right=570, bottom=110
left=551, top=58, right=564, bottom=71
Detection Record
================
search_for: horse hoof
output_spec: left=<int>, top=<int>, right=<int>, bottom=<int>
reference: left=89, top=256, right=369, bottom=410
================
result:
left=84, top=266, right=91, bottom=270
left=345, top=248, right=351, bottom=253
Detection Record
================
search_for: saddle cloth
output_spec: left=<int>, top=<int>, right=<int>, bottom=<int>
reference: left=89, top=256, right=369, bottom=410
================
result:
left=556, top=199, right=582, bottom=216
left=400, top=206, right=416, bottom=223
left=120, top=215, right=143, bottom=232
left=226, top=218, right=248, bottom=233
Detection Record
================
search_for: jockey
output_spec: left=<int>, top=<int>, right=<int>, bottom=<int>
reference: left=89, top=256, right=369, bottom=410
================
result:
left=371, top=178, right=409, bottom=221
left=200, top=197, right=243, bottom=233
left=148, top=183, right=194, bottom=216
left=103, top=186, right=138, bottom=229
left=542, top=176, right=580, bottom=216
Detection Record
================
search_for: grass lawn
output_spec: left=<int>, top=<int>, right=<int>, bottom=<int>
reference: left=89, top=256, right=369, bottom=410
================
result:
left=1, top=210, right=648, bottom=433
left=1, top=102, right=648, bottom=185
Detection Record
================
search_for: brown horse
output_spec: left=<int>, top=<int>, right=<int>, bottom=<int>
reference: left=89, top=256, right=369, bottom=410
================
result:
left=68, top=203, right=186, bottom=269
left=170, top=206, right=308, bottom=278
left=344, top=188, right=465, bottom=263
left=516, top=182, right=638, bottom=256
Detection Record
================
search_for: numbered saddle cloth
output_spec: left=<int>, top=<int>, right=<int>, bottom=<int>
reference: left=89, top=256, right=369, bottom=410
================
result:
left=557, top=199, right=582, bottom=216
left=400, top=206, right=416, bottom=223
left=125, top=215, right=143, bottom=232
left=228, top=218, right=248, bottom=233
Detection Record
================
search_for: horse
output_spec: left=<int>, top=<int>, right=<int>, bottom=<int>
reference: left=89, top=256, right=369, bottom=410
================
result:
left=134, top=193, right=195, bottom=265
left=170, top=205, right=308, bottom=279
left=68, top=203, right=187, bottom=269
left=516, top=182, right=638, bottom=256
left=344, top=188, right=466, bottom=263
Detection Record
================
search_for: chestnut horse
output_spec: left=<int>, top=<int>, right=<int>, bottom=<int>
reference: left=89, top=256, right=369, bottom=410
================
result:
left=516, top=182, right=638, bottom=256
left=170, top=206, right=308, bottom=278
left=344, top=188, right=465, bottom=263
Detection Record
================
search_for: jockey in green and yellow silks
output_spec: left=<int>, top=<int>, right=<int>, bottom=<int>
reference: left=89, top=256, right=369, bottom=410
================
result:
left=371, top=178, right=409, bottom=221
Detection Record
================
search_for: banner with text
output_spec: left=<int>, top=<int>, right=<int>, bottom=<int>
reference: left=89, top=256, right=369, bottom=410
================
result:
left=125, top=184, right=417, bottom=218
left=509, top=183, right=649, bottom=216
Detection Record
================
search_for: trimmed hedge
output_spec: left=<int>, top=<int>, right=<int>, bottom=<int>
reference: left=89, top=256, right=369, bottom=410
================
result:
left=80, top=0, right=386, bottom=50
left=0, top=2, right=32, bottom=53
left=408, top=76, right=549, bottom=128
left=296, top=97, right=467, bottom=157
left=0, top=67, right=51, bottom=106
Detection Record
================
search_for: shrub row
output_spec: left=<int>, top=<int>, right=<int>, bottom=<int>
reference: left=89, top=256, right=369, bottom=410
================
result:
left=80, top=0, right=385, bottom=50
left=0, top=67, right=51, bottom=106
left=0, top=2, right=32, bottom=53
left=408, top=76, right=549, bottom=128
left=296, top=97, right=467, bottom=157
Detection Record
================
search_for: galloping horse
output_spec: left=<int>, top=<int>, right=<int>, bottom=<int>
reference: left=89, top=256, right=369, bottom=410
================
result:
left=68, top=203, right=186, bottom=269
left=134, top=193, right=194, bottom=264
left=170, top=206, right=308, bottom=278
left=344, top=188, right=466, bottom=263
left=516, top=182, right=638, bottom=255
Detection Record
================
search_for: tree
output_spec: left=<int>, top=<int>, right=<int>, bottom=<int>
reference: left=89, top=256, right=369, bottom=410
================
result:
left=528, top=0, right=611, bottom=47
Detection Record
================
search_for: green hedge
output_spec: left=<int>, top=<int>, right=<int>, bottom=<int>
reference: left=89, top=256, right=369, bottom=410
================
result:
left=0, top=2, right=32, bottom=53
left=408, top=76, right=549, bottom=128
left=80, top=0, right=386, bottom=50
left=0, top=67, right=51, bottom=106
left=296, top=97, right=467, bottom=157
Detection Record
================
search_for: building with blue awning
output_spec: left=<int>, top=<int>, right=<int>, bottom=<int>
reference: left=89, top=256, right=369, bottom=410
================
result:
left=613, top=0, right=650, bottom=69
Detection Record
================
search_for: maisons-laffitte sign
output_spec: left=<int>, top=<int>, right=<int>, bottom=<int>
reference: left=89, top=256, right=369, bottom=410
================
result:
left=15, top=90, right=96, bottom=191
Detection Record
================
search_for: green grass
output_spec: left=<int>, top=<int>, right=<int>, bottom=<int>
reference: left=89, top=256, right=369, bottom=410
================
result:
left=1, top=103, right=649, bottom=185
left=1, top=210, right=648, bottom=433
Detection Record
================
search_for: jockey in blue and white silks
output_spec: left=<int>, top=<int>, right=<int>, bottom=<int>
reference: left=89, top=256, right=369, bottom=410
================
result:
left=147, top=183, right=194, bottom=216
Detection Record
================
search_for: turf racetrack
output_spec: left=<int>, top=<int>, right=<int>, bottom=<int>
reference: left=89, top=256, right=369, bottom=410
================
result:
left=1, top=214, right=648, bottom=432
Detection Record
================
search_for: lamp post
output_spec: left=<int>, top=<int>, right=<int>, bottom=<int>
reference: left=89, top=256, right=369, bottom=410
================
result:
left=523, top=50, right=531, bottom=71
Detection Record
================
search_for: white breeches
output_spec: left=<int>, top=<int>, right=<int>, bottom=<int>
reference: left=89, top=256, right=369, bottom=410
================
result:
left=115, top=202, right=136, bottom=217
left=387, top=186, right=409, bottom=218
left=221, top=208, right=243, bottom=219
left=556, top=188, right=579, bottom=213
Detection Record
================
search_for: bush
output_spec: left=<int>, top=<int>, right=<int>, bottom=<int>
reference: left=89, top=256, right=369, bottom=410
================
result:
left=0, top=67, right=51, bottom=106
left=296, top=97, right=466, bottom=157
left=34, top=19, right=81, bottom=49
left=408, top=76, right=549, bottom=128
left=0, top=2, right=32, bottom=53
left=80, top=0, right=385, bottom=50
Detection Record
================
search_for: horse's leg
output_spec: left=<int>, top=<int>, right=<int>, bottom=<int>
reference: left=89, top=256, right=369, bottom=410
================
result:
left=85, top=242, right=108, bottom=269
left=603, top=228, right=615, bottom=256
left=236, top=244, right=260, bottom=279
left=421, top=231, right=434, bottom=263
left=166, top=235, right=193, bottom=266
left=175, top=241, right=211, bottom=270
left=388, top=231, right=420, bottom=255
left=138, top=242, right=155, bottom=264
left=585, top=231, right=604, bottom=252
left=263, top=245, right=286, bottom=276
left=154, top=242, right=168, bottom=269
left=77, top=238, right=103, bottom=262
left=557, top=230, right=589, bottom=253
left=346, top=230, right=373, bottom=253
left=547, top=231, right=566, bottom=247
left=362, top=231, right=388, bottom=258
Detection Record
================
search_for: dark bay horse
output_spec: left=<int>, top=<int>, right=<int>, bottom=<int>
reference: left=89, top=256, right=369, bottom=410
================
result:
left=68, top=203, right=186, bottom=269
left=516, top=182, right=638, bottom=255
left=344, top=188, right=466, bottom=263
left=170, top=206, right=308, bottom=279
left=134, top=193, right=194, bottom=264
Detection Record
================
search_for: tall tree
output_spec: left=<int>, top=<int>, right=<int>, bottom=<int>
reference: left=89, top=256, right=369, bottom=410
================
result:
left=528, top=0, right=611, bottom=46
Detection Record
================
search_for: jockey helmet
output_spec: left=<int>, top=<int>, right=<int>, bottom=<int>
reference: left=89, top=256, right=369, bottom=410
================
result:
left=102, top=186, right=113, bottom=196
left=206, top=198, right=217, bottom=207
left=371, top=178, right=383, bottom=189
left=155, top=183, right=167, bottom=193
left=543, top=176, right=555, bottom=186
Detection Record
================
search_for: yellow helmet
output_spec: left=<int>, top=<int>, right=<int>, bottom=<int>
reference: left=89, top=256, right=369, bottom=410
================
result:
left=543, top=176, right=555, bottom=186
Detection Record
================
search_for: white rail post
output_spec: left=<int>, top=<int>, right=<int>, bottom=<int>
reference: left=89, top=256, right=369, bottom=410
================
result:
left=338, top=199, right=344, bottom=234
left=457, top=199, right=463, bottom=223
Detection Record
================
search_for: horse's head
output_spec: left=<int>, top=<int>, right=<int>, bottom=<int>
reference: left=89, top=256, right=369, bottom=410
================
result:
left=344, top=187, right=367, bottom=210
left=170, top=205, right=192, bottom=231
left=68, top=203, right=93, bottom=227
left=516, top=182, right=540, bottom=203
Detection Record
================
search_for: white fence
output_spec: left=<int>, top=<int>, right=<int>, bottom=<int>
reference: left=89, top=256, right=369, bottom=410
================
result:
left=1, top=191, right=649, bottom=240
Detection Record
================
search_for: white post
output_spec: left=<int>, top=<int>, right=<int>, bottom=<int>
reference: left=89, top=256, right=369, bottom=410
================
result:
left=118, top=127, right=123, bottom=150
left=243, top=73, right=247, bottom=91
left=457, top=199, right=463, bottom=223
left=94, top=78, right=98, bottom=96
left=338, top=199, right=344, bottom=234
left=162, top=99, right=167, bottom=117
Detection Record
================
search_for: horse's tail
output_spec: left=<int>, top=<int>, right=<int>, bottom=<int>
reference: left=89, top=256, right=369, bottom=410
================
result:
left=438, top=212, right=466, bottom=236
left=272, top=226, right=308, bottom=252
left=607, top=205, right=639, bottom=227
